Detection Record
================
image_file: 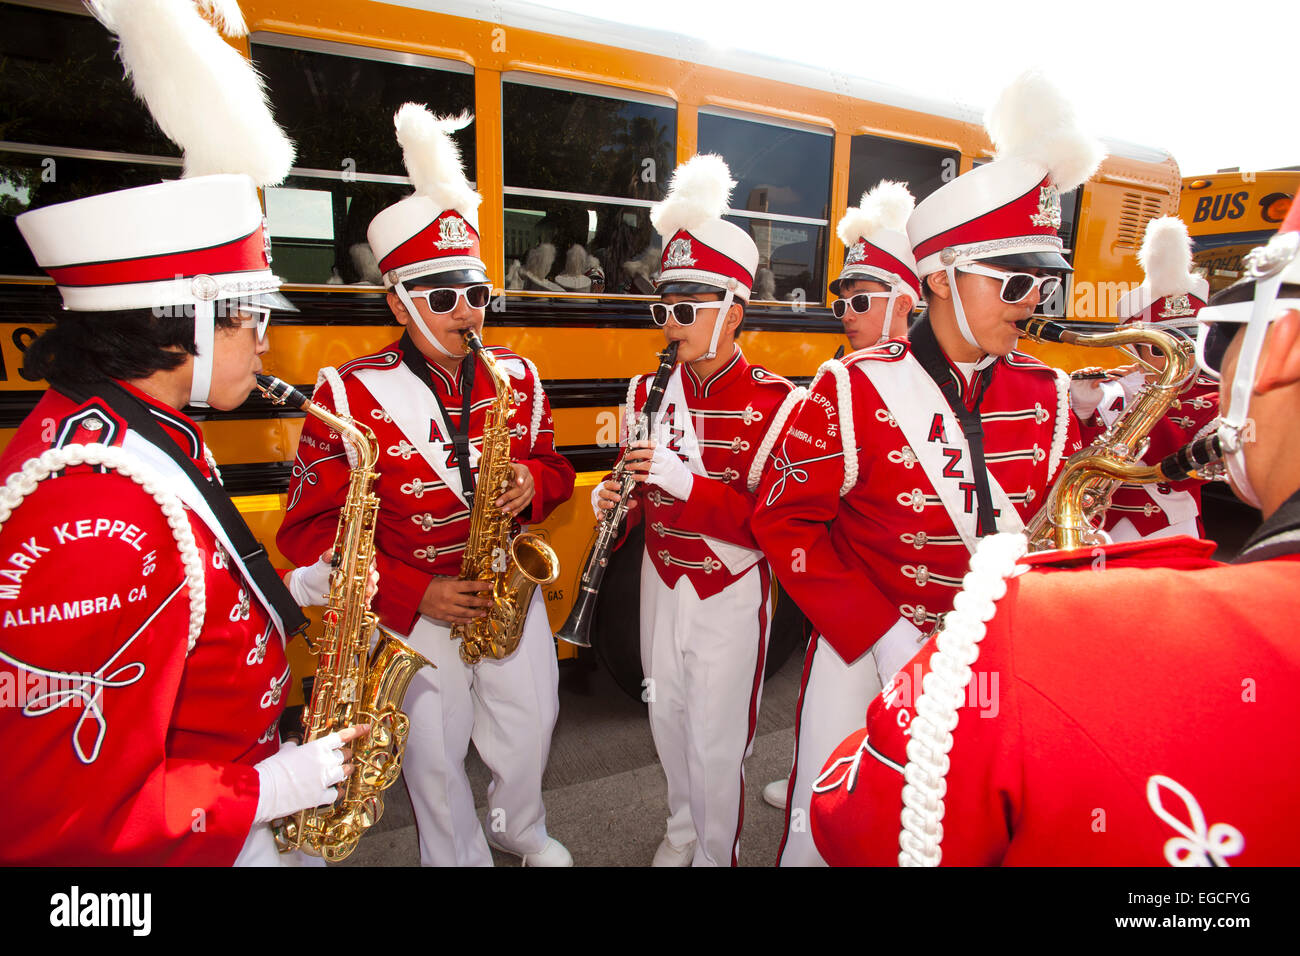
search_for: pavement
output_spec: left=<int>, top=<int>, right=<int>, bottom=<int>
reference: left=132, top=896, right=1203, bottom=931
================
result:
left=339, top=639, right=805, bottom=868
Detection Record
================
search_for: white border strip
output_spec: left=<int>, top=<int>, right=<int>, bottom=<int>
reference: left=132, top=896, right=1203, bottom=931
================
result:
left=502, top=69, right=676, bottom=109
left=250, top=30, right=474, bottom=74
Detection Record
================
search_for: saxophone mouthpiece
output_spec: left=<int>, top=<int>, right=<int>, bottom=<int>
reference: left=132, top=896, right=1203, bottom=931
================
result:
left=1016, top=317, right=1074, bottom=344
left=255, top=373, right=308, bottom=409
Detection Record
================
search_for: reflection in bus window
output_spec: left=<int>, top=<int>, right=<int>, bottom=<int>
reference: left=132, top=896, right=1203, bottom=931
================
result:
left=847, top=134, right=959, bottom=205
left=251, top=37, right=475, bottom=285
left=698, top=111, right=832, bottom=302
left=502, top=78, right=675, bottom=295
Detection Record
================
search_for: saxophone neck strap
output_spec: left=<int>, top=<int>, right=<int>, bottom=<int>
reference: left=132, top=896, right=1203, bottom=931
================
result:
left=910, top=317, right=999, bottom=536
left=400, top=332, right=478, bottom=507
left=57, top=378, right=308, bottom=637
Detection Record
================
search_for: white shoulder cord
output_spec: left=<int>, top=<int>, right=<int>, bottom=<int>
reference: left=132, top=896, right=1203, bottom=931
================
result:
left=203, top=447, right=223, bottom=486
left=1046, top=369, right=1071, bottom=484
left=814, top=358, right=857, bottom=495
left=522, top=356, right=544, bottom=450
left=622, top=374, right=643, bottom=445
left=898, top=531, right=1028, bottom=866
left=315, top=366, right=357, bottom=468
left=747, top=386, right=807, bottom=492
left=0, top=444, right=207, bottom=652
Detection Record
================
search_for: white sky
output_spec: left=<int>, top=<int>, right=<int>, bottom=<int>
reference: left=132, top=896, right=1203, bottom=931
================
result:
left=522, top=0, right=1300, bottom=175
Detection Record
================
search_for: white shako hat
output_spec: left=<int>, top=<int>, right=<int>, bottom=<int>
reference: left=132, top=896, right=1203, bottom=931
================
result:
left=1116, top=216, right=1209, bottom=331
left=368, top=106, right=486, bottom=289
left=829, top=180, right=921, bottom=304
left=650, top=154, right=759, bottom=359
left=13, top=0, right=296, bottom=407
left=906, top=70, right=1104, bottom=351
left=367, top=105, right=485, bottom=359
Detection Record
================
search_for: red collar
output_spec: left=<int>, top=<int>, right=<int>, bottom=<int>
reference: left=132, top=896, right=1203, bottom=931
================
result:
left=117, top=379, right=209, bottom=471
left=683, top=346, right=747, bottom=398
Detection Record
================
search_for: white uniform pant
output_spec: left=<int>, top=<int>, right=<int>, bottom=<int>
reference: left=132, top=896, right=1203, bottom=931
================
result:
left=398, top=588, right=559, bottom=866
left=640, top=558, right=771, bottom=867
left=777, top=634, right=882, bottom=867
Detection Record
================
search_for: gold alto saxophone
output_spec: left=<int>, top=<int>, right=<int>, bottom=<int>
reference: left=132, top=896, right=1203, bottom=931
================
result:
left=256, top=374, right=432, bottom=862
left=1017, top=318, right=1222, bottom=551
left=454, top=331, right=561, bottom=664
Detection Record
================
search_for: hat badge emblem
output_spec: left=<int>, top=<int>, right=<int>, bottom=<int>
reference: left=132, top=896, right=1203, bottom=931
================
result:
left=1030, top=185, right=1062, bottom=229
left=434, top=215, right=475, bottom=250
left=191, top=274, right=220, bottom=301
left=664, top=237, right=697, bottom=268
left=261, top=215, right=273, bottom=265
left=847, top=241, right=868, bottom=265
left=1158, top=294, right=1195, bottom=318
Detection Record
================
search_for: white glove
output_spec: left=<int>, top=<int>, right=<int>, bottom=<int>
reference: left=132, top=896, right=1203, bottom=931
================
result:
left=1068, top=376, right=1106, bottom=420
left=870, top=617, right=928, bottom=688
left=590, top=480, right=605, bottom=519
left=287, top=556, right=333, bottom=607
left=253, top=734, right=347, bottom=824
left=644, top=442, right=694, bottom=501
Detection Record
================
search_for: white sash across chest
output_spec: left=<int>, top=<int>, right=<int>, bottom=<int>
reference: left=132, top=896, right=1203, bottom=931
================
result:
left=652, top=366, right=762, bottom=576
left=120, top=431, right=290, bottom=642
left=852, top=355, right=1023, bottom=554
left=354, top=363, right=483, bottom=509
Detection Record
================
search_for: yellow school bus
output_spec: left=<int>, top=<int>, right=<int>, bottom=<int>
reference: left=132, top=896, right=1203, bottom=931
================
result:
left=0, top=0, right=1181, bottom=694
left=1180, top=169, right=1297, bottom=296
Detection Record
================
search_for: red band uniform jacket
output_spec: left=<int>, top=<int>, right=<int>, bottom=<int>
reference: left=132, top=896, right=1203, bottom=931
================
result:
left=752, top=319, right=1083, bottom=664
left=810, top=516, right=1300, bottom=866
left=0, top=386, right=290, bottom=865
left=613, top=347, right=797, bottom=597
left=277, top=336, right=575, bottom=636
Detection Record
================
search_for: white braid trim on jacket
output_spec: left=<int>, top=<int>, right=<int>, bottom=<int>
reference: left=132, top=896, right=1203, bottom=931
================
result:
left=898, top=532, right=1028, bottom=867
left=522, top=356, right=544, bottom=450
left=315, top=366, right=357, bottom=468
left=814, top=359, right=857, bottom=496
left=1046, top=369, right=1070, bottom=484
left=747, top=386, right=807, bottom=492
left=0, top=443, right=207, bottom=652
left=623, top=374, right=644, bottom=445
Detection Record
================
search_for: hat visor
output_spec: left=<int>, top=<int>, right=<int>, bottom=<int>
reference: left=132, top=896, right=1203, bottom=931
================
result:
left=979, top=251, right=1073, bottom=273
left=656, top=280, right=726, bottom=297
left=406, top=268, right=491, bottom=287
left=220, top=290, right=298, bottom=313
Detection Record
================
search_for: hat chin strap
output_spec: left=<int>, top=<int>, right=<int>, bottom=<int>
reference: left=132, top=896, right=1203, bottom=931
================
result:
left=188, top=300, right=215, bottom=408
left=703, top=284, right=738, bottom=361
left=944, top=265, right=984, bottom=353
left=1217, top=271, right=1285, bottom=511
left=394, top=283, right=463, bottom=360
left=876, top=291, right=901, bottom=346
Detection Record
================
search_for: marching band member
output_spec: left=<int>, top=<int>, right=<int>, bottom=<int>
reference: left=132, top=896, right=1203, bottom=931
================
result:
left=810, top=200, right=1300, bottom=867
left=0, top=0, right=358, bottom=866
left=1072, top=217, right=1221, bottom=541
left=277, top=106, right=576, bottom=867
left=595, top=154, right=800, bottom=866
left=761, top=181, right=921, bottom=814
left=752, top=72, right=1088, bottom=866
left=830, top=182, right=922, bottom=352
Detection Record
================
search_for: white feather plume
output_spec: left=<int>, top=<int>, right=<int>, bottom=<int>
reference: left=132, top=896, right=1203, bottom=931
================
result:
left=837, top=180, right=915, bottom=246
left=95, top=0, right=293, bottom=185
left=985, top=70, right=1104, bottom=192
left=394, top=104, right=481, bottom=217
left=1139, top=216, right=1197, bottom=297
left=651, top=154, right=736, bottom=238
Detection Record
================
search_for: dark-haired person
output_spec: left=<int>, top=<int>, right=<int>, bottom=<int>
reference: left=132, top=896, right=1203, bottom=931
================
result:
left=810, top=204, right=1300, bottom=868
left=278, top=107, right=576, bottom=868
left=594, top=154, right=799, bottom=866
left=0, top=1, right=360, bottom=867
left=752, top=72, right=1086, bottom=866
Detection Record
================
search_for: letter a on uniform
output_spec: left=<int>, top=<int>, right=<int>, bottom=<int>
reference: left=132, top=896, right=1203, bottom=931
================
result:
left=927, top=413, right=948, bottom=443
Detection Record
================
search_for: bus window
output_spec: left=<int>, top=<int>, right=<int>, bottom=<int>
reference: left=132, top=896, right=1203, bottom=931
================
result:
left=502, top=76, right=675, bottom=296
left=0, top=3, right=183, bottom=276
left=698, top=109, right=832, bottom=304
left=251, top=36, right=475, bottom=285
left=847, top=134, right=959, bottom=204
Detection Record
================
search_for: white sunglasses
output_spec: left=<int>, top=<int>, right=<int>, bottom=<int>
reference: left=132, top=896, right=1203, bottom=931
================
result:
left=956, top=263, right=1062, bottom=304
left=235, top=306, right=272, bottom=343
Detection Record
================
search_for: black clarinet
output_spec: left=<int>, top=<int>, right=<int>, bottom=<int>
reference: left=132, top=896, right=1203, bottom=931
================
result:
left=556, top=340, right=680, bottom=647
